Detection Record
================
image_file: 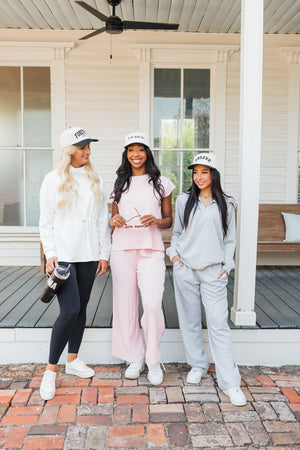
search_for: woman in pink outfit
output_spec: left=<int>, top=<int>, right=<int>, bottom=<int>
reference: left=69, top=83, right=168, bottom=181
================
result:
left=110, top=132, right=175, bottom=385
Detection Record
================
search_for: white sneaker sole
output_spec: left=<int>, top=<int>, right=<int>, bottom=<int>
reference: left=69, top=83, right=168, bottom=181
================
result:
left=223, top=389, right=247, bottom=406
left=40, top=388, right=55, bottom=401
left=147, top=375, right=163, bottom=386
left=65, top=368, right=95, bottom=378
left=186, top=376, right=202, bottom=384
left=187, top=371, right=206, bottom=384
left=125, top=364, right=145, bottom=379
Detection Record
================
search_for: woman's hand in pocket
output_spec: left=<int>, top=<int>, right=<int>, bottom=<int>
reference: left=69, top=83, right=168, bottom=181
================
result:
left=172, top=255, right=182, bottom=266
left=218, top=269, right=228, bottom=278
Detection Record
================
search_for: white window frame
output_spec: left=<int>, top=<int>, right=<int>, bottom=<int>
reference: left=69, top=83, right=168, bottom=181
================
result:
left=0, top=41, right=73, bottom=236
left=129, top=43, right=239, bottom=180
left=151, top=65, right=213, bottom=194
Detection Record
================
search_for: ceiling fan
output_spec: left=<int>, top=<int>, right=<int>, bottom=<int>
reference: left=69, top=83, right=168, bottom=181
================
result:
left=76, top=0, right=179, bottom=40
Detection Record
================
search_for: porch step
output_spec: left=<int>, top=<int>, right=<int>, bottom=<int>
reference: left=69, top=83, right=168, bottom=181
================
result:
left=0, top=328, right=299, bottom=366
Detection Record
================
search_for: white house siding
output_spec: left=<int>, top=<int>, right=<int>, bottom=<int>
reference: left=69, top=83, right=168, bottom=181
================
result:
left=0, top=30, right=299, bottom=265
left=64, top=35, right=140, bottom=193
left=225, top=35, right=297, bottom=203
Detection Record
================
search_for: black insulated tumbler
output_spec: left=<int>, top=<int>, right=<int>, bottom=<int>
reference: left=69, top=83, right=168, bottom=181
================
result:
left=40, top=264, right=71, bottom=304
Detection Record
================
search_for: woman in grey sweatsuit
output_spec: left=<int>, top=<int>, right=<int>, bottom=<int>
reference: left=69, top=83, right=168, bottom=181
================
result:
left=167, top=152, right=246, bottom=407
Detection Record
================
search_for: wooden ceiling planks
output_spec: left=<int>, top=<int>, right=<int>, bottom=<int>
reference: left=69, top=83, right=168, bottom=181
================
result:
left=57, top=0, right=83, bottom=29
left=18, top=0, right=51, bottom=29
left=266, top=0, right=300, bottom=34
left=188, top=0, right=210, bottom=32
left=30, top=0, right=63, bottom=29
left=209, top=0, right=238, bottom=33
left=199, top=0, right=223, bottom=32
left=73, top=0, right=101, bottom=29
left=0, top=0, right=32, bottom=29
left=0, top=0, right=299, bottom=34
left=284, top=12, right=300, bottom=34
left=146, top=0, right=159, bottom=23
left=132, top=0, right=146, bottom=22
left=7, top=0, right=40, bottom=28
left=0, top=3, right=21, bottom=28
left=120, top=0, right=134, bottom=22
left=94, top=0, right=111, bottom=18
left=168, top=0, right=184, bottom=26
left=157, top=0, right=172, bottom=24
left=178, top=0, right=198, bottom=32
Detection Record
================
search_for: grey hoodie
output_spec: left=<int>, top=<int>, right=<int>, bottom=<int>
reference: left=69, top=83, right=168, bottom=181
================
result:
left=166, top=193, right=236, bottom=273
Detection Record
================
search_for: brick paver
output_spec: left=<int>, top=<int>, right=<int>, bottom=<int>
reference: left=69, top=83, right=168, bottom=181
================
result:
left=0, top=363, right=299, bottom=449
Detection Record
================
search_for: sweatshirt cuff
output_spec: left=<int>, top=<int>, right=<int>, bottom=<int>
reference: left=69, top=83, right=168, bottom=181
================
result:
left=99, top=251, right=110, bottom=261
left=166, top=247, right=177, bottom=261
left=45, top=250, right=57, bottom=260
left=223, top=261, right=234, bottom=274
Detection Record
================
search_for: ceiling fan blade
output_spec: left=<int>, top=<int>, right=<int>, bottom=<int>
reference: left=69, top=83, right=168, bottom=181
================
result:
left=79, top=27, right=106, bottom=40
left=76, top=1, right=108, bottom=23
left=123, top=20, right=179, bottom=31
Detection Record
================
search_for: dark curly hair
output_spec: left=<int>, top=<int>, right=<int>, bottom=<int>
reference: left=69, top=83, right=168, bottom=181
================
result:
left=111, top=145, right=165, bottom=204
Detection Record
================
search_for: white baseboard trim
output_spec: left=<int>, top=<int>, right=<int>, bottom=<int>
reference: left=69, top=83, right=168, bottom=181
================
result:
left=0, top=328, right=299, bottom=366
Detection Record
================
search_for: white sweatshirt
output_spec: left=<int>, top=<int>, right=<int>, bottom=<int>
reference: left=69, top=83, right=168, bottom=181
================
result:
left=39, top=166, right=111, bottom=262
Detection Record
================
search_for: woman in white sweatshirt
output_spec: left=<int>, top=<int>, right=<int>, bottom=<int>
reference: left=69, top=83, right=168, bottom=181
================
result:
left=39, top=126, right=111, bottom=401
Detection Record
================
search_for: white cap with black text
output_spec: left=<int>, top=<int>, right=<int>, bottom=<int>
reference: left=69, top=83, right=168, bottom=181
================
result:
left=124, top=132, right=150, bottom=148
left=188, top=152, right=217, bottom=170
left=60, top=126, right=99, bottom=148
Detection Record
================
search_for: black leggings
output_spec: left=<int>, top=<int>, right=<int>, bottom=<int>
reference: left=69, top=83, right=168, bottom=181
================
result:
left=49, top=261, right=98, bottom=365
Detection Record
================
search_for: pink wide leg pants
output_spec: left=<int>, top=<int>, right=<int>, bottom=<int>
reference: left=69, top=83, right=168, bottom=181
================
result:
left=110, top=249, right=166, bottom=364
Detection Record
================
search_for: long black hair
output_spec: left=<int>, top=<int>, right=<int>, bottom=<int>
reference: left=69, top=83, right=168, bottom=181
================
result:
left=111, top=145, right=165, bottom=204
left=183, top=168, right=230, bottom=236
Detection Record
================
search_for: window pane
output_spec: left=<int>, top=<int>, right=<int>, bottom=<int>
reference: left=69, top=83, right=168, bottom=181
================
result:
left=182, top=151, right=198, bottom=192
left=183, top=69, right=210, bottom=149
left=0, top=67, right=21, bottom=146
left=0, top=150, right=24, bottom=225
left=26, top=149, right=53, bottom=226
left=24, top=67, right=51, bottom=147
left=154, top=69, right=180, bottom=149
left=153, top=150, right=199, bottom=201
left=153, top=150, right=180, bottom=199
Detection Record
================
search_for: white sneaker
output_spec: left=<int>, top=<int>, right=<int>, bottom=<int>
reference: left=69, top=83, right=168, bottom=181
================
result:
left=125, top=361, right=145, bottom=379
left=65, top=358, right=95, bottom=378
left=147, top=362, right=164, bottom=386
left=187, top=367, right=206, bottom=384
left=223, top=387, right=247, bottom=406
left=40, top=370, right=56, bottom=401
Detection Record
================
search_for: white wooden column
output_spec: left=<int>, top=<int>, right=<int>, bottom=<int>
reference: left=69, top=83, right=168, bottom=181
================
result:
left=231, top=0, right=263, bottom=326
left=281, top=48, right=300, bottom=203
left=137, top=48, right=151, bottom=140
left=52, top=44, right=74, bottom=163
left=214, top=49, right=237, bottom=178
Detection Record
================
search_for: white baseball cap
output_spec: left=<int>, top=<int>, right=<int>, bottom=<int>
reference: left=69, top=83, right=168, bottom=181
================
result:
left=188, top=152, right=217, bottom=170
left=60, top=126, right=98, bottom=148
left=124, top=131, right=150, bottom=148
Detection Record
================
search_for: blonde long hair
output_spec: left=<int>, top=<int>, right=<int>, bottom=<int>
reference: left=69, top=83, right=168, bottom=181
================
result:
left=57, top=145, right=103, bottom=211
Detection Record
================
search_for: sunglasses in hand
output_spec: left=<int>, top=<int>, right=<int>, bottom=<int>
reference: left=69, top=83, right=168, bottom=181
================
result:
left=123, top=208, right=145, bottom=228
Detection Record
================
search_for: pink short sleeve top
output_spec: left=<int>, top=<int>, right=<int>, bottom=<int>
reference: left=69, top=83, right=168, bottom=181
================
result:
left=111, top=174, right=175, bottom=251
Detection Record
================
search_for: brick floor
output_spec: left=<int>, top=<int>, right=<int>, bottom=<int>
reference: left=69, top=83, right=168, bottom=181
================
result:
left=0, top=363, right=299, bottom=449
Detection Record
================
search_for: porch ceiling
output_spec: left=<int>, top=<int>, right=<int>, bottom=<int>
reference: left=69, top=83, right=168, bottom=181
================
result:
left=0, top=0, right=299, bottom=35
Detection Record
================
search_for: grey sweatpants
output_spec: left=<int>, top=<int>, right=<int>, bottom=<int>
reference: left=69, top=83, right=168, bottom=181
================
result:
left=173, top=262, right=241, bottom=390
